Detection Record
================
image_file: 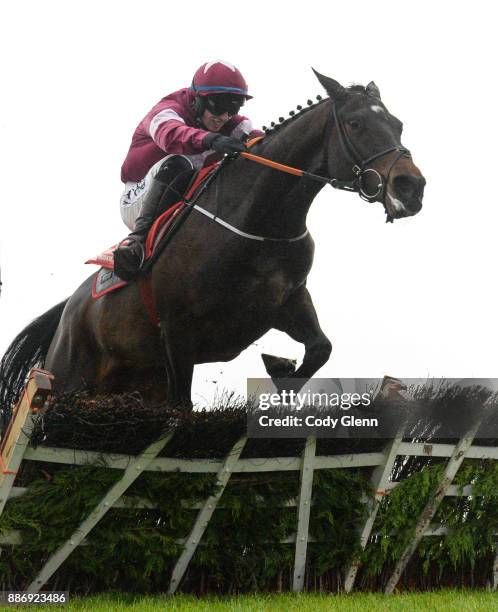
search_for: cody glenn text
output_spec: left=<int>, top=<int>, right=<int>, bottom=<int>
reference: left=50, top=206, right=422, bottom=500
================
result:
left=258, top=415, right=379, bottom=428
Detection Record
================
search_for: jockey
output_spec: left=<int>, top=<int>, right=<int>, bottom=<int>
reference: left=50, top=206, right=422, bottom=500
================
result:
left=114, top=60, right=262, bottom=281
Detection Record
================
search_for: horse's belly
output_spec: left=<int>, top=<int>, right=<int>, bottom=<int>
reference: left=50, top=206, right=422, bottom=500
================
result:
left=194, top=292, right=285, bottom=363
left=197, top=325, right=271, bottom=363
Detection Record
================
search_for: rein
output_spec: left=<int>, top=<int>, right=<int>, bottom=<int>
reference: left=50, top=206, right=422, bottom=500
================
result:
left=191, top=204, right=309, bottom=243
left=240, top=149, right=357, bottom=192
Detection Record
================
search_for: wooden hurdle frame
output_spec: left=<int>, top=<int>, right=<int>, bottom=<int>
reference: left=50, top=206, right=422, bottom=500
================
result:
left=1, top=369, right=498, bottom=594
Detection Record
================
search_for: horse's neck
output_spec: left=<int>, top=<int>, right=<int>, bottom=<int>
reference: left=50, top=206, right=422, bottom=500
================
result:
left=217, top=102, right=331, bottom=239
left=262, top=100, right=330, bottom=174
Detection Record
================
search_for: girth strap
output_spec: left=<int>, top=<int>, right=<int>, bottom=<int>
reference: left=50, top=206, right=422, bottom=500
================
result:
left=138, top=274, right=160, bottom=327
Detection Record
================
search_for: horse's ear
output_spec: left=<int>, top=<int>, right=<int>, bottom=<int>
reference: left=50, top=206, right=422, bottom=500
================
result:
left=312, top=68, right=346, bottom=99
left=366, top=81, right=381, bottom=100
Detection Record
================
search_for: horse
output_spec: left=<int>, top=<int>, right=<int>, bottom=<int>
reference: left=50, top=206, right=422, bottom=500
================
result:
left=0, top=71, right=425, bottom=426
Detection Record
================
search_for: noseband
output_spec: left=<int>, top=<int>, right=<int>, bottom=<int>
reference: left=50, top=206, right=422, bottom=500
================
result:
left=330, top=100, right=411, bottom=207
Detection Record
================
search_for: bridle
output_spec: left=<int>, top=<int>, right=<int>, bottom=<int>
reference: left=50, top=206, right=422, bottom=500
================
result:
left=329, top=98, right=412, bottom=209
left=190, top=95, right=413, bottom=241
left=240, top=97, right=412, bottom=208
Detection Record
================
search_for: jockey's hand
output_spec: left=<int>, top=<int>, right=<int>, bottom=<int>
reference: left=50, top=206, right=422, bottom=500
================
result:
left=204, top=133, right=246, bottom=154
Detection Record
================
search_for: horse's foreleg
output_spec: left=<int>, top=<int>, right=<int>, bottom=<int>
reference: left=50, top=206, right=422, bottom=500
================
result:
left=160, top=326, right=194, bottom=409
left=267, top=285, right=332, bottom=388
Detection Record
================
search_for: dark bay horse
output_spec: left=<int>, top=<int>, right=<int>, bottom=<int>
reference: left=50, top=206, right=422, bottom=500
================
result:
left=0, top=71, right=425, bottom=422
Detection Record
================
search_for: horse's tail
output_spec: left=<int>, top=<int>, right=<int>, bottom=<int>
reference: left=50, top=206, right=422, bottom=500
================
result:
left=0, top=299, right=68, bottom=434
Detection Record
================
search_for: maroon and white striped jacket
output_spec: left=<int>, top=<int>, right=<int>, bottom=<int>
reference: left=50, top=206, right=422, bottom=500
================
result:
left=121, top=87, right=261, bottom=183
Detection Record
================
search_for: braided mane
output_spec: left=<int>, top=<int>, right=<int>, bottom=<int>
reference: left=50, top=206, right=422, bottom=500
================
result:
left=261, top=84, right=369, bottom=137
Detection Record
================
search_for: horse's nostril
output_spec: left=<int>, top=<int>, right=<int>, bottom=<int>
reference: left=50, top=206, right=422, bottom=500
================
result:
left=393, top=175, right=424, bottom=200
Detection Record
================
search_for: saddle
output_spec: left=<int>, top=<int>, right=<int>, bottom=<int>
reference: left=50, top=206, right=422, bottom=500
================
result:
left=86, top=163, right=219, bottom=300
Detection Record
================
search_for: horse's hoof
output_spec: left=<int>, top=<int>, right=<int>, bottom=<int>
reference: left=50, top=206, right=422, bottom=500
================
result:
left=261, top=353, right=297, bottom=378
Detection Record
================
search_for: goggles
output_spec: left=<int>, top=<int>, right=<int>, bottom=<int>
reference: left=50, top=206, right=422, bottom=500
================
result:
left=204, top=94, right=244, bottom=117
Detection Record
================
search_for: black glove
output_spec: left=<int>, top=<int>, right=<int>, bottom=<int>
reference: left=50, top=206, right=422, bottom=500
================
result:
left=203, top=133, right=246, bottom=154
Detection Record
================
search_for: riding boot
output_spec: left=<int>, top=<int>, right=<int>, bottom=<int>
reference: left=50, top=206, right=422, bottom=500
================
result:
left=114, top=156, right=194, bottom=281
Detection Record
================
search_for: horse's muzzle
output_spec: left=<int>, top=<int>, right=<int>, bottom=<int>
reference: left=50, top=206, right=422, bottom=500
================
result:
left=387, top=174, right=426, bottom=218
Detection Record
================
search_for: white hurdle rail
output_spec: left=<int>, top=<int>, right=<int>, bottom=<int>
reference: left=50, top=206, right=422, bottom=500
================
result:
left=1, top=369, right=498, bottom=594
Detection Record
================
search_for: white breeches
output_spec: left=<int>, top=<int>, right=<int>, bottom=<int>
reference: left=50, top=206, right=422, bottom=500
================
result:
left=119, top=154, right=191, bottom=230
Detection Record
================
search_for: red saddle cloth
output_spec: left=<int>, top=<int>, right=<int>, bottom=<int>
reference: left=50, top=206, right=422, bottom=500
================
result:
left=86, top=163, right=218, bottom=299
left=87, top=200, right=185, bottom=272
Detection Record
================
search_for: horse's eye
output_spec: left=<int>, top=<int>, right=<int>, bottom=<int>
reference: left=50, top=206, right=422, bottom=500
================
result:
left=348, top=119, right=361, bottom=130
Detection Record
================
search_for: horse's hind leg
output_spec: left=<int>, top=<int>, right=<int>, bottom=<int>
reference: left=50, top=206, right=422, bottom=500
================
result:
left=265, top=285, right=332, bottom=389
left=45, top=333, right=98, bottom=394
left=45, top=305, right=99, bottom=394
